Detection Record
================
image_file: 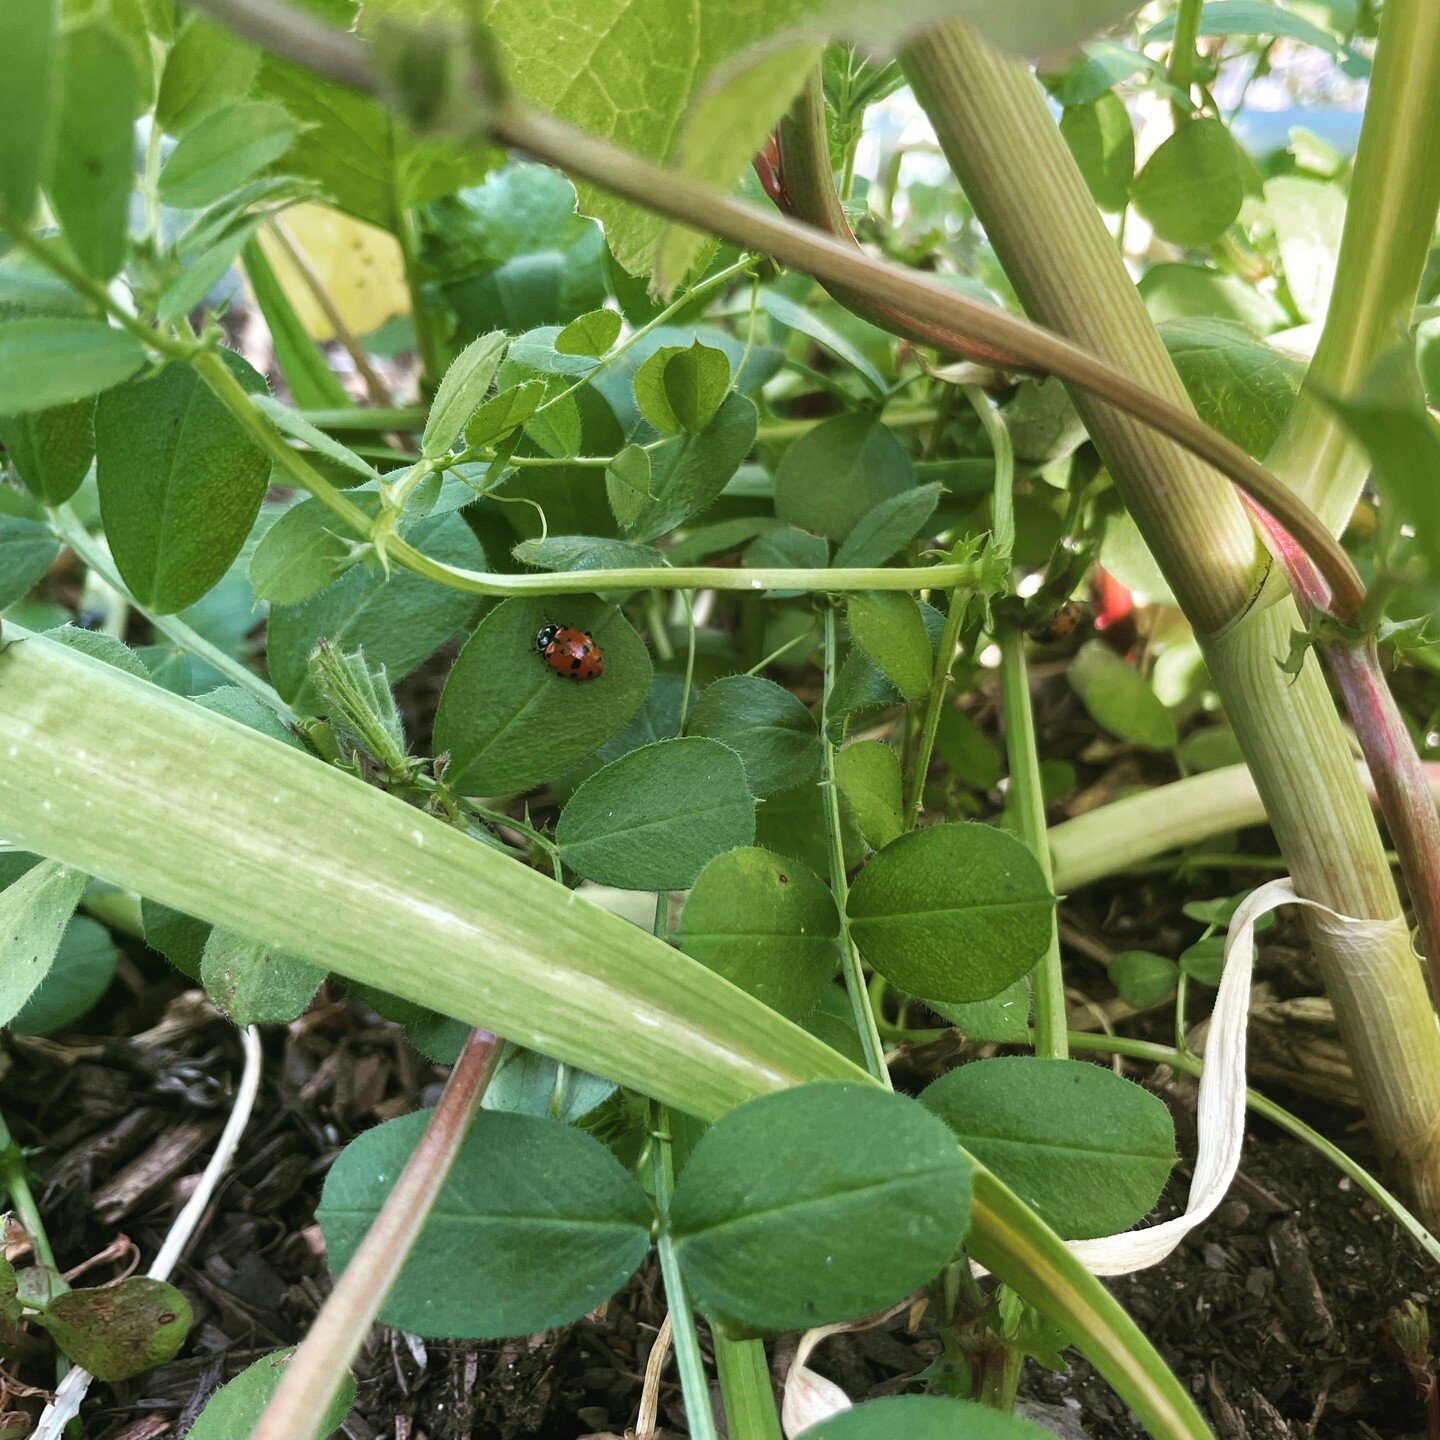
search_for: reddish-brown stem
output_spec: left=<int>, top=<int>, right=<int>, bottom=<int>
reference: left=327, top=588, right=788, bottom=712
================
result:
left=249, top=1028, right=502, bottom=1440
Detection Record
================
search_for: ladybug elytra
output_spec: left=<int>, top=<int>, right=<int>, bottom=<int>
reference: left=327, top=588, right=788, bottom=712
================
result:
left=1030, top=600, right=1086, bottom=644
left=535, top=623, right=604, bottom=681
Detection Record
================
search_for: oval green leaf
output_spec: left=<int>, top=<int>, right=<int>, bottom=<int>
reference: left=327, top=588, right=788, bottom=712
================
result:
left=774, top=413, right=915, bottom=542
left=1131, top=117, right=1244, bottom=247
left=669, top=1081, right=972, bottom=1334
left=187, top=1348, right=356, bottom=1440
left=847, top=592, right=932, bottom=703
left=0, top=399, right=94, bottom=505
left=555, top=737, right=755, bottom=889
left=845, top=824, right=1053, bottom=1003
left=317, top=1108, right=653, bottom=1338
left=0, top=319, right=146, bottom=415
left=685, top=674, right=820, bottom=797
left=1068, top=640, right=1177, bottom=751
left=158, top=100, right=301, bottom=210
left=801, top=1395, right=1050, bottom=1439
left=0, top=859, right=87, bottom=1027
left=921, top=1057, right=1177, bottom=1240
left=39, top=1277, right=191, bottom=1381
left=435, top=596, right=652, bottom=796
left=675, top=847, right=838, bottom=1020
left=11, top=915, right=117, bottom=1036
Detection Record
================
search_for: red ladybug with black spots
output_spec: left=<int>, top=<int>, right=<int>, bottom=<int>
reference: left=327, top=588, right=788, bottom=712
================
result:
left=535, top=623, right=604, bottom=681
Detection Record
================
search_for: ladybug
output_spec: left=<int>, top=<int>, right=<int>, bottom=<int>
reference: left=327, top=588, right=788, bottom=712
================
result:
left=535, top=623, right=604, bottom=681
left=1030, top=599, right=1086, bottom=644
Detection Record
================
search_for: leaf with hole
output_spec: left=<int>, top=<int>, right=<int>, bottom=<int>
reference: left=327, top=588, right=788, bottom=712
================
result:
left=96, top=352, right=272, bottom=614
left=921, top=1057, right=1177, bottom=1240
left=186, top=1348, right=356, bottom=1440
left=38, top=1277, right=191, bottom=1381
left=201, top=927, right=326, bottom=1026
left=555, top=737, right=755, bottom=889
left=685, top=674, right=820, bottom=797
left=846, top=823, right=1053, bottom=1003
left=676, top=847, right=838, bottom=1021
left=669, top=1082, right=972, bottom=1334
left=318, top=1108, right=653, bottom=1337
left=435, top=596, right=651, bottom=796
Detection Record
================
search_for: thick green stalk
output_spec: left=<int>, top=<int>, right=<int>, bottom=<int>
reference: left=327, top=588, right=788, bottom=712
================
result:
left=714, top=1336, right=783, bottom=1440
left=901, top=23, right=1440, bottom=1223
left=1268, top=0, right=1440, bottom=532
left=821, top=605, right=891, bottom=1086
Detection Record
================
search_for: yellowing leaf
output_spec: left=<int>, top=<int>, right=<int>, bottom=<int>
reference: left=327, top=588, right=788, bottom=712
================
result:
left=250, top=205, right=409, bottom=342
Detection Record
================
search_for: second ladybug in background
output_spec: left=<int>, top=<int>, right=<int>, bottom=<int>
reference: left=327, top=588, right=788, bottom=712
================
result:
left=535, top=623, right=605, bottom=681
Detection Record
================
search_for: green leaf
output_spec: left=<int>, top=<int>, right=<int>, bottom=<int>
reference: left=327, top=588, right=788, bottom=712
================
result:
left=142, top=899, right=209, bottom=980
left=927, top=980, right=1031, bottom=1044
left=0, top=319, right=146, bottom=414
left=249, top=498, right=360, bottom=604
left=1143, top=1, right=1350, bottom=57
left=267, top=510, right=486, bottom=705
left=252, top=395, right=379, bottom=485
left=482, top=1044, right=617, bottom=1124
left=200, top=927, right=326, bottom=1025
left=846, top=823, right=1054, bottom=1003
left=0, top=399, right=94, bottom=505
left=921, top=1057, right=1177, bottom=1240
left=827, top=601, right=946, bottom=741
left=555, top=737, right=756, bottom=889
left=1110, top=950, right=1179, bottom=1008
left=1068, top=641, right=1177, bottom=751
left=634, top=340, right=730, bottom=435
left=605, top=443, right=654, bottom=528
left=685, top=674, right=820, bottom=797
left=934, top=708, right=1001, bottom=791
left=1131, top=117, right=1244, bottom=247
left=159, top=100, right=301, bottom=210
left=512, top=534, right=667, bottom=577
left=1161, top=318, right=1301, bottom=458
left=37, top=1277, right=190, bottom=1381
left=186, top=1348, right=356, bottom=1440
left=156, top=14, right=261, bottom=135
left=318, top=1108, right=652, bottom=1337
left=832, top=483, right=942, bottom=568
left=1264, top=176, right=1345, bottom=321
left=800, top=1395, right=1050, bottom=1439
left=847, top=592, right=932, bottom=703
left=0, top=0, right=59, bottom=223
left=555, top=307, right=622, bottom=357
left=48, top=23, right=138, bottom=279
left=1060, top=92, right=1134, bottom=213
left=669, top=1081, right=971, bottom=1333
left=0, top=859, right=87, bottom=1027
left=759, top=289, right=886, bottom=400
left=0, top=515, right=60, bottom=609
left=1179, top=933, right=1226, bottom=986
left=675, top=847, right=839, bottom=1020
left=96, top=352, right=272, bottom=614
left=630, top=391, right=757, bottom=542
left=1319, top=343, right=1440, bottom=573
left=435, top=596, right=651, bottom=795
left=465, top=379, right=546, bottom=449
left=422, top=330, right=509, bottom=458
left=834, top=740, right=904, bottom=850
left=775, top=413, right=915, bottom=542
left=1138, top=261, right=1288, bottom=334
left=11, top=916, right=117, bottom=1036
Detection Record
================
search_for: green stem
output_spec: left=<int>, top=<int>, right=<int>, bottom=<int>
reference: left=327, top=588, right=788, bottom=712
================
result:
left=1166, top=0, right=1204, bottom=124
left=903, top=591, right=966, bottom=829
left=651, top=1102, right=720, bottom=1440
left=394, top=200, right=441, bottom=394
left=1000, top=622, right=1065, bottom=1060
left=821, top=605, right=891, bottom=1086
left=714, top=1335, right=783, bottom=1440
left=745, top=622, right=818, bottom=677
left=1064, top=1031, right=1440, bottom=1270
left=50, top=505, right=296, bottom=723
left=0, top=1111, right=58, bottom=1272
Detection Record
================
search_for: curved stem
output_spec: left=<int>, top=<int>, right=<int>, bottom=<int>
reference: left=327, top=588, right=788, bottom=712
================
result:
left=0, top=1110, right=58, bottom=1272
left=177, top=0, right=1365, bottom=623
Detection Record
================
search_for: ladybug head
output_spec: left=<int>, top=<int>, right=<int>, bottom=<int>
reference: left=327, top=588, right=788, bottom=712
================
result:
left=533, top=623, right=560, bottom=653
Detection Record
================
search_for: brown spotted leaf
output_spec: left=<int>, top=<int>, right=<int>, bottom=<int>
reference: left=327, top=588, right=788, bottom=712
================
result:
left=38, top=1277, right=191, bottom=1380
